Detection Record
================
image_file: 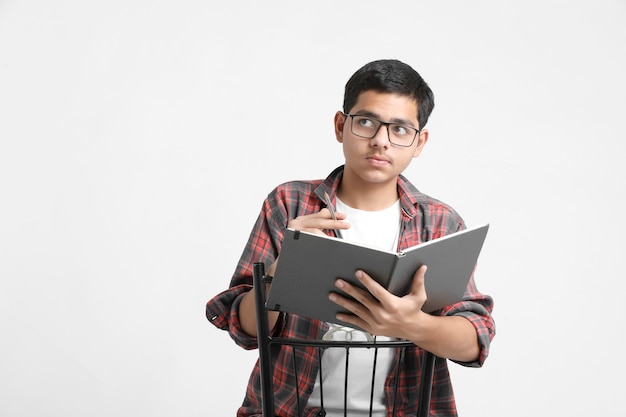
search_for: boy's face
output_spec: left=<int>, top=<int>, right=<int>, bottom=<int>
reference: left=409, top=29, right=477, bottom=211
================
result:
left=334, top=90, right=428, bottom=187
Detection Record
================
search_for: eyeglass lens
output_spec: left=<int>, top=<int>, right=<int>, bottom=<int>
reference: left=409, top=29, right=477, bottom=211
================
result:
left=350, top=115, right=417, bottom=147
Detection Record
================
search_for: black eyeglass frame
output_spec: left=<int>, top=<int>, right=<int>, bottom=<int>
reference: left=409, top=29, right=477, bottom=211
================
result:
left=343, top=113, right=421, bottom=148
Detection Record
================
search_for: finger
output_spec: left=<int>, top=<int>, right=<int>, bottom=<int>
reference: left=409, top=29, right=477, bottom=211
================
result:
left=319, top=207, right=333, bottom=219
left=410, top=265, right=427, bottom=295
left=334, top=211, right=348, bottom=221
left=287, top=211, right=350, bottom=234
left=335, top=311, right=369, bottom=331
left=321, top=208, right=350, bottom=231
left=320, top=207, right=348, bottom=220
left=353, top=270, right=391, bottom=304
left=328, top=292, right=372, bottom=330
left=409, top=265, right=428, bottom=310
left=333, top=274, right=382, bottom=312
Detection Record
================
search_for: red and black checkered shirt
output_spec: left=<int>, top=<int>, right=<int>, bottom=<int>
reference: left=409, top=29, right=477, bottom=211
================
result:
left=207, top=165, right=495, bottom=417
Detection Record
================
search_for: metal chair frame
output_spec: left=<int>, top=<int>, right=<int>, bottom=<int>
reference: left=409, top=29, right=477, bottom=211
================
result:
left=253, top=262, right=436, bottom=417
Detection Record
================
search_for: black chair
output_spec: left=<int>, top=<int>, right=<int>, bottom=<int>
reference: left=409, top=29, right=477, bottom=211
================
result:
left=253, top=262, right=437, bottom=417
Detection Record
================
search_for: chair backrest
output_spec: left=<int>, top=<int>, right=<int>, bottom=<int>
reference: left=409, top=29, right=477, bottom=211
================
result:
left=253, top=262, right=436, bottom=417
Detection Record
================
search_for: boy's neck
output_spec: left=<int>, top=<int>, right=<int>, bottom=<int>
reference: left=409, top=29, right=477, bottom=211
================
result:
left=337, top=173, right=399, bottom=211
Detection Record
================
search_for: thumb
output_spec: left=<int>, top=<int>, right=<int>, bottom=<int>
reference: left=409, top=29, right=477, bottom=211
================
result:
left=411, top=264, right=428, bottom=297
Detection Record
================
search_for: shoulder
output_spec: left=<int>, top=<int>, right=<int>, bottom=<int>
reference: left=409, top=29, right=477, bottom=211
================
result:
left=264, top=178, right=325, bottom=220
left=398, top=175, right=465, bottom=235
left=270, top=178, right=324, bottom=198
left=265, top=166, right=343, bottom=215
left=418, top=192, right=463, bottom=221
left=269, top=166, right=343, bottom=198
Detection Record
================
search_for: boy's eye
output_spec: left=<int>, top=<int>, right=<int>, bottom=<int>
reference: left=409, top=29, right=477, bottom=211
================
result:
left=357, top=117, right=376, bottom=128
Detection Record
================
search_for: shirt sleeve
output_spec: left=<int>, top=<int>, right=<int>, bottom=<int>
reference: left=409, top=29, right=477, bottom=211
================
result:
left=440, top=269, right=496, bottom=368
left=423, top=204, right=496, bottom=368
left=204, top=183, right=298, bottom=349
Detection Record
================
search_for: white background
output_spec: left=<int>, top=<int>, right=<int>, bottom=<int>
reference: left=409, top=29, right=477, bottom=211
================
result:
left=1, top=1, right=624, bottom=416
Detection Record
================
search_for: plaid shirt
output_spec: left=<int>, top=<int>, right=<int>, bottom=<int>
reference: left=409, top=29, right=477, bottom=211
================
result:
left=206, top=165, right=495, bottom=417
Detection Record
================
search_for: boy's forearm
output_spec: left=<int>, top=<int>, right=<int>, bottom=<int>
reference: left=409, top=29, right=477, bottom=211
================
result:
left=408, top=314, right=480, bottom=362
left=238, top=286, right=280, bottom=338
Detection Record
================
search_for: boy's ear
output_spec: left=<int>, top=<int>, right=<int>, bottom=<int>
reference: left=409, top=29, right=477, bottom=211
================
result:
left=334, top=112, right=346, bottom=143
left=413, top=129, right=429, bottom=158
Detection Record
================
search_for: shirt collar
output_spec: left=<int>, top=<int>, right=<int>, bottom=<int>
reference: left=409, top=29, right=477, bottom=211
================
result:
left=315, top=165, right=425, bottom=220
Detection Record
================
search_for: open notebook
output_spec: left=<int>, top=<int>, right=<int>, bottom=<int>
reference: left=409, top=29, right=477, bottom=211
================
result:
left=265, top=223, right=489, bottom=327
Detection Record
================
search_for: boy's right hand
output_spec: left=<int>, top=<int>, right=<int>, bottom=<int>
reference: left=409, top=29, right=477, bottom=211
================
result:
left=287, top=208, right=350, bottom=236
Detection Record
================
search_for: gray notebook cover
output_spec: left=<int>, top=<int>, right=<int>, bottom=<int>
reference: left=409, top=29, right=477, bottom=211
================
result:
left=266, top=223, right=489, bottom=327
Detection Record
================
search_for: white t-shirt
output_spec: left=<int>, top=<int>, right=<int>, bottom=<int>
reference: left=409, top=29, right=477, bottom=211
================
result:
left=306, top=197, right=401, bottom=416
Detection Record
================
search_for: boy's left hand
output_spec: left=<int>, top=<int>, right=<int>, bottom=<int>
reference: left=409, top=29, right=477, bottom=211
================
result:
left=328, top=265, right=429, bottom=340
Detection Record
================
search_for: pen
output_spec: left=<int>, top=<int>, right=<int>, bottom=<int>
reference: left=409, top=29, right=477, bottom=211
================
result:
left=323, top=191, right=343, bottom=239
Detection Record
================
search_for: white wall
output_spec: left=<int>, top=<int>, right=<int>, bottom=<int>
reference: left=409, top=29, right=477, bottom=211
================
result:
left=1, top=1, right=624, bottom=415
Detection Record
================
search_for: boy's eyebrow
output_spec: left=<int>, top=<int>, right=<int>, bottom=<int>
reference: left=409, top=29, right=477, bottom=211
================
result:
left=352, top=110, right=417, bottom=128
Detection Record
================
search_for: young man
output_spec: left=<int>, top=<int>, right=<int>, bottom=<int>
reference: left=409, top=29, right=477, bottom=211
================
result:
left=206, top=59, right=495, bottom=417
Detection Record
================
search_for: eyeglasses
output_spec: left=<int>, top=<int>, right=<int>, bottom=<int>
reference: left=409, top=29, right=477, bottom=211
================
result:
left=344, top=113, right=420, bottom=147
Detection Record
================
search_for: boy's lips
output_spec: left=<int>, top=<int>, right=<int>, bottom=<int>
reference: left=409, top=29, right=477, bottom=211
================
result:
left=366, top=155, right=390, bottom=165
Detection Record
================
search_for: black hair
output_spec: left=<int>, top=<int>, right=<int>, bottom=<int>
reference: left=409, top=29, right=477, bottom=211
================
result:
left=343, top=59, right=435, bottom=129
